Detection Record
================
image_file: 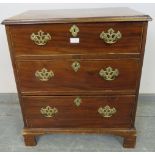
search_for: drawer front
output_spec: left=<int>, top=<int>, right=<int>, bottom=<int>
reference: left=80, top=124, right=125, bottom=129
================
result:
left=16, top=59, right=140, bottom=95
left=17, top=59, right=139, bottom=94
left=10, top=22, right=143, bottom=55
left=22, top=95, right=135, bottom=128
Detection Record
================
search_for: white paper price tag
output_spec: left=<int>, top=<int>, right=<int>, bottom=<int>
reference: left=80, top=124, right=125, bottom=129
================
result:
left=70, top=38, right=80, bottom=44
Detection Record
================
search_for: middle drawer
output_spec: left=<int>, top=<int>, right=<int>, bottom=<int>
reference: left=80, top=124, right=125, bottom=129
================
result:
left=16, top=59, right=140, bottom=95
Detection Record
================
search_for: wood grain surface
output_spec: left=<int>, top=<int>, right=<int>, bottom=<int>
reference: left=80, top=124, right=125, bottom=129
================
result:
left=16, top=59, right=140, bottom=95
left=22, top=95, right=135, bottom=128
left=9, top=22, right=143, bottom=55
left=2, top=7, right=151, bottom=25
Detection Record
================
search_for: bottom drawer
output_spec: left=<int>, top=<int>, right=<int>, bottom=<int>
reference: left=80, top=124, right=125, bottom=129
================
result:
left=22, top=95, right=135, bottom=128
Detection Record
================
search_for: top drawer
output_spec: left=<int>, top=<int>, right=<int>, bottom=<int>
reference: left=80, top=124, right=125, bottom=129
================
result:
left=9, top=22, right=143, bottom=56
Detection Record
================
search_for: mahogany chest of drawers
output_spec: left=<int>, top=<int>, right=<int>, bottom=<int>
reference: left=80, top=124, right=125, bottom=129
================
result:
left=2, top=8, right=151, bottom=148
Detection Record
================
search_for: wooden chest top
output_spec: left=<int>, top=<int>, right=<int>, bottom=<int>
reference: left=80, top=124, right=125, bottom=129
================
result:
left=2, top=7, right=151, bottom=25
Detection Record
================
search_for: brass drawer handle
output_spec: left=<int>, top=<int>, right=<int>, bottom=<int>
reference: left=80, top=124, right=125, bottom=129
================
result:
left=100, top=28, right=122, bottom=44
left=71, top=61, right=80, bottom=72
left=98, top=105, right=116, bottom=118
left=30, top=30, right=51, bottom=45
left=40, top=106, right=58, bottom=117
left=99, top=66, right=119, bottom=81
left=35, top=68, right=54, bottom=81
left=74, top=97, right=82, bottom=107
left=70, top=25, right=79, bottom=37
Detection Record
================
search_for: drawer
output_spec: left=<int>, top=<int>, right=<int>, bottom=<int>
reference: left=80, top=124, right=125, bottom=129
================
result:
left=16, top=59, right=140, bottom=95
left=22, top=95, right=135, bottom=128
left=9, top=22, right=143, bottom=56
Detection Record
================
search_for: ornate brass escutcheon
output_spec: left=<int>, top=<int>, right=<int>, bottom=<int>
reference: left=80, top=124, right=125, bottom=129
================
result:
left=100, top=28, right=122, bottom=44
left=35, top=68, right=54, bottom=81
left=40, top=106, right=58, bottom=117
left=71, top=61, right=80, bottom=72
left=69, top=25, right=79, bottom=37
left=99, top=66, right=119, bottom=81
left=30, top=30, right=51, bottom=45
left=74, top=97, right=82, bottom=107
left=98, top=105, right=116, bottom=118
